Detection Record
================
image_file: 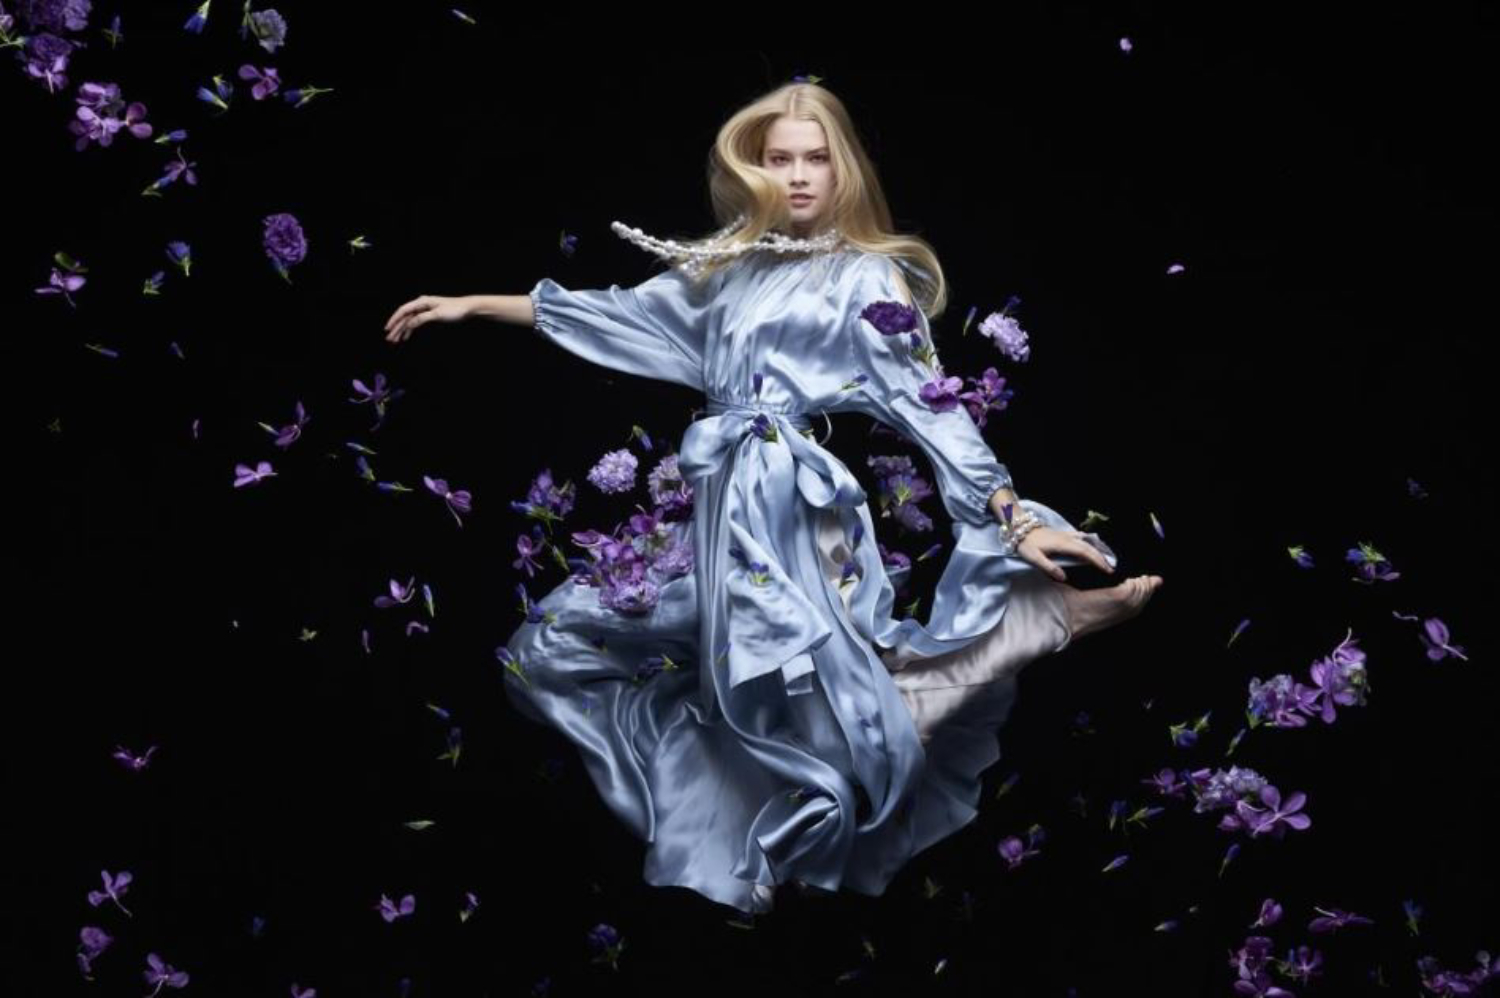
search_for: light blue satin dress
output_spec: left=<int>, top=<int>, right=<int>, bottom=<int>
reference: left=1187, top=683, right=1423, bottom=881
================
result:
left=507, top=247, right=1118, bottom=913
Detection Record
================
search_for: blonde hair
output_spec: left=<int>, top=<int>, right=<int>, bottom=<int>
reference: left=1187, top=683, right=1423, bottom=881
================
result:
left=658, top=81, right=949, bottom=320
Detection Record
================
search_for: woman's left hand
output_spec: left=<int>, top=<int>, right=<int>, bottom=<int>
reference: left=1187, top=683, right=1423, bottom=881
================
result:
left=1013, top=526, right=1115, bottom=583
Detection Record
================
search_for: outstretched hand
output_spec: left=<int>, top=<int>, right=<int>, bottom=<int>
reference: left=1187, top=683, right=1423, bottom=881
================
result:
left=383, top=295, right=471, bottom=344
left=1014, top=525, right=1115, bottom=583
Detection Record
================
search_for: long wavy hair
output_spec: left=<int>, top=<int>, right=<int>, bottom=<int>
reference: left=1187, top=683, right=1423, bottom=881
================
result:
left=658, top=81, right=949, bottom=320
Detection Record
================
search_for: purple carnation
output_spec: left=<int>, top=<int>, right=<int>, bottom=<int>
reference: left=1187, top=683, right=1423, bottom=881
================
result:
left=262, top=212, right=308, bottom=273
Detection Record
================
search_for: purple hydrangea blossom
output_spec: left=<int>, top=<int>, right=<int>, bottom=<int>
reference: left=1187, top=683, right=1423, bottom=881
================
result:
left=979, top=307, right=1030, bottom=363
left=587, top=448, right=638, bottom=494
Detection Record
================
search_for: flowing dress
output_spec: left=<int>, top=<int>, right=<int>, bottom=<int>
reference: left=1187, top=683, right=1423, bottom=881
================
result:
left=504, top=247, right=1118, bottom=913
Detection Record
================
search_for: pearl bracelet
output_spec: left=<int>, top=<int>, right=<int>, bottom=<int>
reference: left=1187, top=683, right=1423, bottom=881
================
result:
left=997, top=507, right=1042, bottom=556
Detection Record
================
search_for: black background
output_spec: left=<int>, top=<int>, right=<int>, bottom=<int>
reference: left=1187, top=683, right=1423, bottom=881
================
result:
left=12, top=3, right=1498, bottom=996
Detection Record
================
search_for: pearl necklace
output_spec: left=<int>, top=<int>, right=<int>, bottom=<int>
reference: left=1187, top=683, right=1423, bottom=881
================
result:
left=610, top=213, right=846, bottom=279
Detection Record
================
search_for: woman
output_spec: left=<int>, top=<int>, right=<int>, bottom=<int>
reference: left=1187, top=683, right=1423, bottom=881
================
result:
left=382, top=82, right=1163, bottom=915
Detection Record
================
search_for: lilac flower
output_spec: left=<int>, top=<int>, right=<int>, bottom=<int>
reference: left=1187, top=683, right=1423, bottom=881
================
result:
left=958, top=368, right=1014, bottom=429
left=182, top=1, right=209, bottom=34
left=1280, top=944, right=1325, bottom=986
left=259, top=401, right=310, bottom=448
left=515, top=582, right=554, bottom=625
left=233, top=460, right=276, bottom=487
left=1286, top=544, right=1314, bottom=568
left=587, top=922, right=626, bottom=971
left=996, top=825, right=1044, bottom=869
left=1250, top=898, right=1283, bottom=929
left=76, top=925, right=113, bottom=980
left=143, top=952, right=190, bottom=995
left=15, top=0, right=94, bottom=33
left=241, top=7, right=287, bottom=51
left=878, top=542, right=910, bottom=574
left=143, top=271, right=166, bottom=295
left=437, top=725, right=461, bottom=765
left=1309, top=629, right=1369, bottom=723
left=1345, top=541, right=1400, bottom=583
left=512, top=467, right=576, bottom=523
left=82, top=870, right=131, bottom=916
left=728, top=544, right=771, bottom=586
left=1418, top=617, right=1468, bottom=662
left=1166, top=262, right=1185, bottom=275
left=69, top=81, right=153, bottom=150
left=20, top=31, right=75, bottom=92
left=195, top=73, right=234, bottom=111
left=1219, top=842, right=1241, bottom=878
left=374, top=577, right=418, bottom=608
left=1119, top=36, right=1133, bottom=53
left=753, top=371, right=764, bottom=398
left=646, top=452, right=694, bottom=516
left=375, top=893, right=415, bottom=923
left=495, top=646, right=529, bottom=687
left=1234, top=784, right=1311, bottom=839
left=587, top=448, right=638, bottom=494
left=558, top=231, right=579, bottom=256
left=112, top=744, right=157, bottom=771
left=1306, top=905, right=1373, bottom=933
left=36, top=262, right=86, bottom=307
left=238, top=63, right=281, bottom=99
left=147, top=149, right=199, bottom=194
left=978, top=308, right=1030, bottom=363
left=513, top=531, right=545, bottom=578
left=1407, top=476, right=1429, bottom=499
left=917, top=375, right=964, bottom=414
left=1402, top=898, right=1424, bottom=936
left=263, top=211, right=307, bottom=282
left=1246, top=673, right=1321, bottom=729
left=166, top=240, right=191, bottom=276
left=423, top=475, right=473, bottom=528
left=1141, top=767, right=1191, bottom=800
left=290, top=984, right=316, bottom=998
left=348, top=373, right=405, bottom=430
left=749, top=411, right=779, bottom=442
left=459, top=890, right=480, bottom=923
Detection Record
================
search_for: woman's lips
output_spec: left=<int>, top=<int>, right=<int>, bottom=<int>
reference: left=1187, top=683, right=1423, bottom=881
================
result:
left=790, top=195, right=813, bottom=204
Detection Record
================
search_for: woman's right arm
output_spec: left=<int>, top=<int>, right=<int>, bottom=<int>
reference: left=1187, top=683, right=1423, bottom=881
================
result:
left=383, top=293, right=534, bottom=343
left=463, top=294, right=536, bottom=327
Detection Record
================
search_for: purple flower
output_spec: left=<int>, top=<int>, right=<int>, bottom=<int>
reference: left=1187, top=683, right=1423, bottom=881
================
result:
left=242, top=8, right=288, bottom=52
left=112, top=744, right=157, bottom=771
left=16, top=0, right=94, bottom=34
left=860, top=299, right=920, bottom=337
left=978, top=308, right=1030, bottom=363
left=646, top=452, right=694, bottom=516
left=182, top=2, right=209, bottom=33
left=238, top=63, right=282, bottom=100
left=69, top=81, right=152, bottom=150
left=1345, top=541, right=1400, bottom=583
left=958, top=367, right=1014, bottom=428
left=587, top=448, right=638, bottom=494
left=1249, top=898, right=1283, bottom=929
left=1234, top=784, right=1311, bottom=839
left=1306, top=905, right=1373, bottom=933
left=1286, top=544, right=1315, bottom=568
left=76, top=924, right=113, bottom=980
left=262, top=211, right=308, bottom=280
left=1418, top=617, right=1468, bottom=662
left=143, top=952, right=190, bottom=994
left=375, top=893, right=415, bottom=923
left=20, top=31, right=75, bottom=92
left=36, top=263, right=86, bottom=307
left=234, top=460, right=277, bottom=487
left=424, top=475, right=473, bottom=528
left=374, top=577, right=418, bottom=608
left=917, top=375, right=965, bottom=414
left=587, top=922, right=625, bottom=971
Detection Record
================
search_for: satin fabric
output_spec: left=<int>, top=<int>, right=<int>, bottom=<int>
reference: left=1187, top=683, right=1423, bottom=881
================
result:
left=507, top=248, right=1117, bottom=913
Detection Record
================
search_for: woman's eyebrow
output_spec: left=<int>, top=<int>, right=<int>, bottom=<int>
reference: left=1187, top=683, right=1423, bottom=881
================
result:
left=766, top=147, right=829, bottom=154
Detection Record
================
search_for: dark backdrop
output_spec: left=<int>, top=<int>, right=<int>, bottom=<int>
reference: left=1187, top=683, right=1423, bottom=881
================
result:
left=13, top=4, right=1498, bottom=996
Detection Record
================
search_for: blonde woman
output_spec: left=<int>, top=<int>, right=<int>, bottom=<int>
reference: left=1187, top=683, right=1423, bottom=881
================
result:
left=383, top=81, right=1162, bottom=915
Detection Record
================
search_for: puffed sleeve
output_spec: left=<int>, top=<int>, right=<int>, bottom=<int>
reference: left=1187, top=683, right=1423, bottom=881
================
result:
left=841, top=253, right=1014, bottom=526
left=529, top=263, right=716, bottom=391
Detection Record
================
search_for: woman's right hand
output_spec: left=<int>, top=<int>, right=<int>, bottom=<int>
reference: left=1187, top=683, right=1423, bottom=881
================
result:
left=383, top=295, right=472, bottom=344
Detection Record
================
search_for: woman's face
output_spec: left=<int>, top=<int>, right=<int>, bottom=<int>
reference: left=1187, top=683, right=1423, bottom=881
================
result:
left=761, top=116, right=836, bottom=238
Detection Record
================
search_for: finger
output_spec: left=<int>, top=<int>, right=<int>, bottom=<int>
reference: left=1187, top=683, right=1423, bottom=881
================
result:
left=386, top=298, right=427, bottom=333
left=384, top=301, right=415, bottom=333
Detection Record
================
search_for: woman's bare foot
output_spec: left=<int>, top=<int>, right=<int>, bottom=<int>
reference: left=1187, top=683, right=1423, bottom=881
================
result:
left=1057, top=575, right=1164, bottom=643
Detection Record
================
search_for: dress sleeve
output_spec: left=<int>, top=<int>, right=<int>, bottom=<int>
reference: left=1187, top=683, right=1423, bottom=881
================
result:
left=841, top=253, right=1014, bottom=526
left=528, top=264, right=715, bottom=391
